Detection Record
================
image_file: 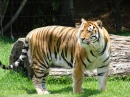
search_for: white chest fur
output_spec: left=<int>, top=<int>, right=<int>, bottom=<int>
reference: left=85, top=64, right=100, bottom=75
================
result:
left=84, top=44, right=110, bottom=70
left=85, top=52, right=109, bottom=70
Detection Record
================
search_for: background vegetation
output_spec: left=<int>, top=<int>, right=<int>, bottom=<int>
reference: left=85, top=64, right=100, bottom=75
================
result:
left=1, top=0, right=130, bottom=38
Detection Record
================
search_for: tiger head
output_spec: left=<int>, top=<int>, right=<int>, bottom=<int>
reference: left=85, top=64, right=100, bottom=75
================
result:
left=77, top=19, right=103, bottom=48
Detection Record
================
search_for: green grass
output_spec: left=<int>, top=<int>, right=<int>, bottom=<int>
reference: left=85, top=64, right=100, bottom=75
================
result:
left=1, top=72, right=130, bottom=97
left=1, top=35, right=130, bottom=97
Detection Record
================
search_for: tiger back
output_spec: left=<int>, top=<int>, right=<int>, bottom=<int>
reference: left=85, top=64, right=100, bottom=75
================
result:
left=0, top=19, right=111, bottom=95
left=29, top=26, right=78, bottom=69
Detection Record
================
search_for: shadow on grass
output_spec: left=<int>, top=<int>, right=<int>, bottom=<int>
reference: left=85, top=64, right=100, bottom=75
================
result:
left=50, top=85, right=100, bottom=96
left=80, top=88, right=100, bottom=97
left=21, top=84, right=100, bottom=96
left=0, top=70, right=100, bottom=96
left=23, top=88, right=36, bottom=94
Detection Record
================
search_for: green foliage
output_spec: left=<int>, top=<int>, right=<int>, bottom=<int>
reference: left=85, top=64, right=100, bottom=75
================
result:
left=47, top=76, right=72, bottom=85
left=52, top=1, right=60, bottom=11
left=4, top=0, right=62, bottom=37
left=110, top=30, right=130, bottom=36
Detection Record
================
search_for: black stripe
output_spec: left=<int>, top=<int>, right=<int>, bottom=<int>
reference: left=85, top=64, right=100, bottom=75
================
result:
left=44, top=58, right=49, bottom=66
left=56, top=27, right=67, bottom=52
left=97, top=31, right=100, bottom=42
left=21, top=57, right=26, bottom=61
left=98, top=63, right=109, bottom=68
left=59, top=27, right=66, bottom=33
left=56, top=37, right=61, bottom=52
left=61, top=50, right=72, bottom=68
left=0, top=62, right=12, bottom=69
left=42, top=79, right=46, bottom=83
left=103, top=56, right=109, bottom=63
left=45, top=26, right=52, bottom=39
left=25, top=40, right=28, bottom=43
left=21, top=52, right=27, bottom=56
left=90, top=50, right=96, bottom=57
left=2, top=65, right=7, bottom=69
left=33, top=56, right=48, bottom=69
left=23, top=46, right=29, bottom=50
left=35, top=70, right=44, bottom=74
left=17, top=58, right=22, bottom=62
left=80, top=56, right=86, bottom=68
left=2, top=64, right=7, bottom=69
left=86, top=57, right=91, bottom=63
left=49, top=26, right=58, bottom=45
left=62, top=28, right=73, bottom=42
left=71, top=49, right=73, bottom=63
left=54, top=46, right=57, bottom=59
left=65, top=45, right=68, bottom=58
left=64, top=30, right=75, bottom=58
left=97, top=72, right=105, bottom=76
left=47, top=45, right=52, bottom=59
left=100, top=36, right=108, bottom=54
left=43, top=73, right=49, bottom=77
left=46, top=51, right=50, bottom=60
left=34, top=72, right=49, bottom=79
left=35, top=41, right=46, bottom=65
left=34, top=73, right=43, bottom=79
left=40, top=34, right=48, bottom=61
left=71, top=34, right=76, bottom=64
left=34, top=61, right=46, bottom=69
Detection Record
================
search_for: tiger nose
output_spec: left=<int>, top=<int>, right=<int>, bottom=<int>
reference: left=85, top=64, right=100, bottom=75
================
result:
left=81, top=38, right=90, bottom=45
left=81, top=38, right=86, bottom=41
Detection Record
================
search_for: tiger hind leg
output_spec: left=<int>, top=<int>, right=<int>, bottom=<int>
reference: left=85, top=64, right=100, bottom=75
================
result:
left=32, top=63, right=50, bottom=95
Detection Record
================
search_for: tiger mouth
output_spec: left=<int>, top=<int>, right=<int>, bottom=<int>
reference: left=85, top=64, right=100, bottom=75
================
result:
left=83, top=41, right=90, bottom=45
left=81, top=39, right=90, bottom=45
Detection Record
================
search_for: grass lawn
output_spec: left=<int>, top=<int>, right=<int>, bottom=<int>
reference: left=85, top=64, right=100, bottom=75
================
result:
left=0, top=34, right=130, bottom=97
left=1, top=71, right=130, bottom=97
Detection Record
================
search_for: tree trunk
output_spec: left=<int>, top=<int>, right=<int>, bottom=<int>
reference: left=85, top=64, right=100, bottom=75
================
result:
left=0, top=0, right=9, bottom=35
left=9, top=34, right=130, bottom=77
left=59, top=0, right=75, bottom=27
left=115, top=0, right=123, bottom=33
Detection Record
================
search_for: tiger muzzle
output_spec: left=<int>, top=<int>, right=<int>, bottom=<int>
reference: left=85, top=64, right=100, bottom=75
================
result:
left=81, top=38, right=90, bottom=45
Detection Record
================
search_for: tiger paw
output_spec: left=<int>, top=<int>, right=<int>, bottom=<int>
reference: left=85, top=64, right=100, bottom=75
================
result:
left=37, top=90, right=50, bottom=95
left=99, top=87, right=106, bottom=91
left=98, top=85, right=106, bottom=91
left=43, top=90, right=50, bottom=94
left=73, top=89, right=84, bottom=94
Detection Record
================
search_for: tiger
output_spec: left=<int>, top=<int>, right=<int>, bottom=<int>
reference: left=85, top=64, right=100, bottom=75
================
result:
left=0, top=18, right=111, bottom=95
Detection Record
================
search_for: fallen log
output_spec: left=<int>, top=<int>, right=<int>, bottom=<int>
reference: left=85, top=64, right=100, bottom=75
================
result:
left=9, top=34, right=130, bottom=77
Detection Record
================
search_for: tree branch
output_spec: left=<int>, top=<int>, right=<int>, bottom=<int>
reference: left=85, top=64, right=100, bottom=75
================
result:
left=3, top=0, right=27, bottom=33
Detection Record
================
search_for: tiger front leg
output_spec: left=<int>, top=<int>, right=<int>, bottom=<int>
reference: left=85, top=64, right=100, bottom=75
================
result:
left=72, top=64, right=84, bottom=93
left=32, top=65, right=50, bottom=95
left=97, top=65, right=109, bottom=91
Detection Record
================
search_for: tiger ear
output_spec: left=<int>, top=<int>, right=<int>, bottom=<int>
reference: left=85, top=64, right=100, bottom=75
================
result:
left=80, top=18, right=86, bottom=30
left=81, top=18, right=86, bottom=23
left=96, top=20, right=102, bottom=29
